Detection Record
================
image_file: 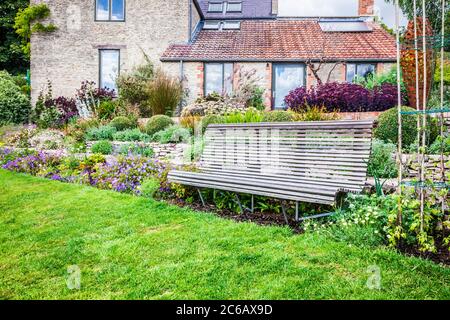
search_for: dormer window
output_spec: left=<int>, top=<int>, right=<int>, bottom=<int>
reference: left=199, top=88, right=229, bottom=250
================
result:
left=96, top=0, right=125, bottom=21
left=203, top=20, right=241, bottom=30
left=208, top=2, right=224, bottom=13
left=226, top=1, right=242, bottom=13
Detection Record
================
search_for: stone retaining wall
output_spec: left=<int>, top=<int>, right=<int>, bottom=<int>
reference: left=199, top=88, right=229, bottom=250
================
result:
left=87, top=141, right=189, bottom=165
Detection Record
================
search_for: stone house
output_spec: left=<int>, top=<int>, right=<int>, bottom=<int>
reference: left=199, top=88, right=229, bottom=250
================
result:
left=31, top=0, right=396, bottom=110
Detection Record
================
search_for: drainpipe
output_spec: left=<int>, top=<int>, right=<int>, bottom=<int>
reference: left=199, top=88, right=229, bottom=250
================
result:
left=177, top=60, right=185, bottom=115
left=188, top=0, right=192, bottom=42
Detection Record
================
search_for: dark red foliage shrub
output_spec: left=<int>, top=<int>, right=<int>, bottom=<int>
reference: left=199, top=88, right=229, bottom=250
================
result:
left=52, top=96, right=78, bottom=125
left=285, top=82, right=404, bottom=113
left=76, top=81, right=116, bottom=105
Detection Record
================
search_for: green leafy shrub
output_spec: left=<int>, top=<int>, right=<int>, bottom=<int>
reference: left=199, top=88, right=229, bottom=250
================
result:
left=91, top=140, right=113, bottom=155
left=139, top=178, right=161, bottom=198
left=144, top=115, right=174, bottom=136
left=119, top=143, right=154, bottom=157
left=201, top=114, right=224, bottom=132
left=38, top=106, right=60, bottom=129
left=262, top=111, right=294, bottom=122
left=291, top=106, right=341, bottom=121
left=116, top=56, right=154, bottom=117
left=428, top=135, right=450, bottom=155
left=147, top=71, right=183, bottom=116
left=0, top=77, right=30, bottom=125
left=85, top=125, right=117, bottom=141
left=97, top=100, right=117, bottom=120
left=152, top=125, right=191, bottom=144
left=374, top=107, right=439, bottom=149
left=222, top=108, right=264, bottom=124
left=367, top=139, right=398, bottom=179
left=109, top=116, right=136, bottom=131
left=112, top=129, right=150, bottom=142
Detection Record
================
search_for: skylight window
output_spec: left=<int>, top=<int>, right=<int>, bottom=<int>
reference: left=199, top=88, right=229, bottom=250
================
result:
left=204, top=20, right=221, bottom=30
left=208, top=2, right=223, bottom=12
left=203, top=20, right=241, bottom=31
left=226, top=1, right=242, bottom=12
left=319, top=19, right=372, bottom=32
left=223, top=20, right=241, bottom=30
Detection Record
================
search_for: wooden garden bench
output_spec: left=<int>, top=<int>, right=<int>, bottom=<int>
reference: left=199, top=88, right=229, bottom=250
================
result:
left=168, top=120, right=374, bottom=222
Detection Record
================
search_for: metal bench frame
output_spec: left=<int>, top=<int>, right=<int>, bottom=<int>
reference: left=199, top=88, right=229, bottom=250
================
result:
left=169, top=121, right=374, bottom=222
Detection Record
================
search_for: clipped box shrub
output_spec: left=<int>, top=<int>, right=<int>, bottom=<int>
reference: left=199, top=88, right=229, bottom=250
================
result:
left=374, top=107, right=439, bottom=148
left=109, top=116, right=136, bottom=131
left=91, top=140, right=113, bottom=155
left=144, top=115, right=174, bottom=136
left=112, top=129, right=150, bottom=142
left=85, top=125, right=117, bottom=141
left=152, top=125, right=191, bottom=144
left=0, top=77, right=31, bottom=125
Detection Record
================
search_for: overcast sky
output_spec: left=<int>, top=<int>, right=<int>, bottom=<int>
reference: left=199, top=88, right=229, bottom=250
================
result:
left=278, top=0, right=409, bottom=28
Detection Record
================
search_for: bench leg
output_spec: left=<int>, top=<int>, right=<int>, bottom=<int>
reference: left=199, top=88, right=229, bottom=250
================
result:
left=234, top=193, right=244, bottom=214
left=197, top=188, right=206, bottom=207
left=280, top=202, right=289, bottom=225
left=251, top=195, right=254, bottom=214
left=298, top=212, right=335, bottom=221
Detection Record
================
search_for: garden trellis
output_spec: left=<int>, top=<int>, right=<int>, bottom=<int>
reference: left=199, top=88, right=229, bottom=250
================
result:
left=395, top=0, right=449, bottom=235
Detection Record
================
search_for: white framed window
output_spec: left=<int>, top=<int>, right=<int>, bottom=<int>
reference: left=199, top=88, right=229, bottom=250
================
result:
left=346, top=63, right=376, bottom=82
left=99, top=49, right=120, bottom=92
left=204, top=20, right=221, bottom=30
left=227, top=1, right=242, bottom=12
left=223, top=20, right=241, bottom=30
left=96, top=0, right=125, bottom=21
left=204, top=63, right=234, bottom=95
left=208, top=2, right=223, bottom=12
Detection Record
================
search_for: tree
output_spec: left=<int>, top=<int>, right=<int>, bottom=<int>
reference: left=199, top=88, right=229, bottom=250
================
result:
left=0, top=0, right=29, bottom=74
left=385, top=0, right=449, bottom=51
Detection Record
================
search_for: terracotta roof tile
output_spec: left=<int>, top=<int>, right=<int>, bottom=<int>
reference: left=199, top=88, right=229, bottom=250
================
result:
left=161, top=20, right=397, bottom=61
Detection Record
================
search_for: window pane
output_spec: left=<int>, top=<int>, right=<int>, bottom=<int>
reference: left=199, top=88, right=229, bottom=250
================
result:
left=204, top=20, right=221, bottom=30
left=356, top=64, right=375, bottom=79
left=227, top=2, right=242, bottom=12
left=274, top=64, right=305, bottom=109
left=96, top=0, right=110, bottom=20
left=208, top=2, right=223, bottom=12
left=223, top=21, right=241, bottom=29
left=223, top=63, right=233, bottom=95
left=111, top=0, right=125, bottom=21
left=205, top=64, right=223, bottom=95
left=100, top=50, right=120, bottom=92
left=346, top=64, right=356, bottom=82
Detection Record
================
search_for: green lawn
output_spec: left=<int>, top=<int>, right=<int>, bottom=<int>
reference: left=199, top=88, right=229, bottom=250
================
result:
left=0, top=170, right=449, bottom=300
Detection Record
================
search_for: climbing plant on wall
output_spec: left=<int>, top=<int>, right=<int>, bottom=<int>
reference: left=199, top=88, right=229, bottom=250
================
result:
left=13, top=3, right=58, bottom=58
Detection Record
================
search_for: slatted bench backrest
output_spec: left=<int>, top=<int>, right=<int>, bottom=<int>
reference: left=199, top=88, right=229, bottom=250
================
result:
left=200, top=121, right=374, bottom=193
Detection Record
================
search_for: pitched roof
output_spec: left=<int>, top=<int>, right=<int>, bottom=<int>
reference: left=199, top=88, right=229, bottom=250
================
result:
left=161, top=19, right=397, bottom=62
left=197, top=0, right=274, bottom=19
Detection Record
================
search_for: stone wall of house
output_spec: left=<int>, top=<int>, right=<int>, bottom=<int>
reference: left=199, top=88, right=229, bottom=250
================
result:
left=30, top=0, right=194, bottom=103
left=307, top=64, right=346, bottom=88
left=234, top=62, right=272, bottom=110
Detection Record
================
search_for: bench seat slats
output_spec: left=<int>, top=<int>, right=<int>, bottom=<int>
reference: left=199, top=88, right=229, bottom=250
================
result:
left=168, top=120, right=374, bottom=208
left=197, top=168, right=366, bottom=188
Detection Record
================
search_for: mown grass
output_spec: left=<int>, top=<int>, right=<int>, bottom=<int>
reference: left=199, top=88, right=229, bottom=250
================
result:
left=0, top=170, right=449, bottom=300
